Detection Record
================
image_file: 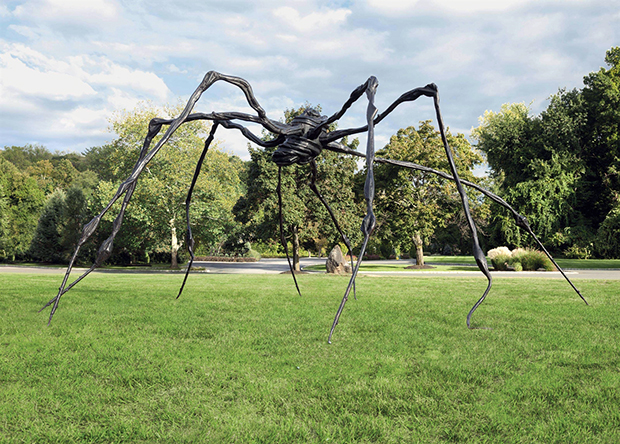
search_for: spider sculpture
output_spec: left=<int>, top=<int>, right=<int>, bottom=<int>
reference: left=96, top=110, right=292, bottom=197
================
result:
left=40, top=72, right=588, bottom=342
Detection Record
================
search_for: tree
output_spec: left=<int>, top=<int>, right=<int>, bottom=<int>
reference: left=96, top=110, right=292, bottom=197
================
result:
left=234, top=106, right=361, bottom=270
left=0, top=157, right=46, bottom=260
left=373, top=121, right=484, bottom=264
left=472, top=47, right=620, bottom=257
left=28, top=190, right=67, bottom=263
left=0, top=144, right=51, bottom=170
left=94, top=103, right=243, bottom=267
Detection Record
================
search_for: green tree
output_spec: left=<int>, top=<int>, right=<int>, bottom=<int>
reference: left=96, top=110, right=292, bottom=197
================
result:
left=373, top=121, right=484, bottom=264
left=0, top=144, right=51, bottom=170
left=472, top=47, right=620, bottom=257
left=0, top=157, right=46, bottom=260
left=234, top=106, right=361, bottom=270
left=94, top=103, right=243, bottom=267
left=28, top=190, right=67, bottom=263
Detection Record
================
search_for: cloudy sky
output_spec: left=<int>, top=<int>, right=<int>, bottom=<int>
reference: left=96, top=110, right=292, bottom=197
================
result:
left=1, top=0, right=618, bottom=162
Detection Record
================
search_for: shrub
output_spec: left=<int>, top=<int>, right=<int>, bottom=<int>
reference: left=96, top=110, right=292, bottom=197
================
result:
left=513, top=249, right=556, bottom=271
left=487, top=246, right=512, bottom=270
left=487, top=246, right=555, bottom=271
left=487, top=246, right=512, bottom=260
left=564, top=244, right=592, bottom=260
left=490, top=254, right=511, bottom=271
left=595, top=206, right=620, bottom=258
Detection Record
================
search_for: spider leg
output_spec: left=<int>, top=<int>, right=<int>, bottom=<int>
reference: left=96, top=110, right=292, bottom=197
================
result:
left=430, top=86, right=492, bottom=328
left=278, top=167, right=302, bottom=297
left=176, top=119, right=288, bottom=299
left=322, top=84, right=441, bottom=143
left=308, top=160, right=356, bottom=299
left=43, top=73, right=282, bottom=324
left=40, top=119, right=165, bottom=323
left=329, top=76, right=379, bottom=343
left=176, top=122, right=221, bottom=299
left=323, top=82, right=493, bottom=329
left=328, top=142, right=588, bottom=307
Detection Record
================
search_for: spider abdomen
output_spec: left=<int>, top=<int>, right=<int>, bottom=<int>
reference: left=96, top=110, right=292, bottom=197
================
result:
left=272, top=136, right=322, bottom=166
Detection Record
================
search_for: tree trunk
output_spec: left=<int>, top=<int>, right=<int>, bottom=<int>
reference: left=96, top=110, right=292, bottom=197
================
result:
left=292, top=225, right=300, bottom=271
left=170, top=218, right=182, bottom=269
left=414, top=231, right=424, bottom=266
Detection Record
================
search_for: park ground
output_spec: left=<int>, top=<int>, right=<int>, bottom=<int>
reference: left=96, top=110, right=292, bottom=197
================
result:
left=1, top=270, right=619, bottom=443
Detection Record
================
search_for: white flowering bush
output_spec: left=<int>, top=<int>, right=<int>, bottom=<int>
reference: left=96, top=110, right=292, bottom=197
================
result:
left=487, top=247, right=511, bottom=259
left=486, top=246, right=555, bottom=271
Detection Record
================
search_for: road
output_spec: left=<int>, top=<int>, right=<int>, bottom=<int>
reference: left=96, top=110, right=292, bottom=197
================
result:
left=2, top=258, right=620, bottom=279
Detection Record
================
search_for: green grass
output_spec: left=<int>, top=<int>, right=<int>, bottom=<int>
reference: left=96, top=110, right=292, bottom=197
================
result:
left=333, top=255, right=620, bottom=270
left=431, top=255, right=620, bottom=269
left=304, top=263, right=476, bottom=272
left=1, top=273, right=619, bottom=443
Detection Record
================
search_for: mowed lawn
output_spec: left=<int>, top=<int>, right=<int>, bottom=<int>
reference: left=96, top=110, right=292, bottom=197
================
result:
left=1, top=272, right=619, bottom=443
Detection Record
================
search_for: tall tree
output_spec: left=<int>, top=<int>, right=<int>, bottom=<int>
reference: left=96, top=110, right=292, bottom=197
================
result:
left=0, top=157, right=46, bottom=260
left=28, top=190, right=67, bottom=263
left=373, top=121, right=484, bottom=264
left=472, top=46, right=620, bottom=257
left=95, top=103, right=243, bottom=267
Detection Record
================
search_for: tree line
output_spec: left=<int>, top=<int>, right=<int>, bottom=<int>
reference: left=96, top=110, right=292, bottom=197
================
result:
left=1, top=47, right=618, bottom=267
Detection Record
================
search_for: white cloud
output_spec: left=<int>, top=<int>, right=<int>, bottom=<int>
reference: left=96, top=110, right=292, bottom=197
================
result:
left=0, top=0, right=617, bottom=157
left=366, top=0, right=534, bottom=15
left=0, top=51, right=96, bottom=100
left=272, top=7, right=351, bottom=33
left=7, top=25, right=40, bottom=39
left=13, top=0, right=119, bottom=24
left=88, top=61, right=171, bottom=101
left=167, top=64, right=187, bottom=74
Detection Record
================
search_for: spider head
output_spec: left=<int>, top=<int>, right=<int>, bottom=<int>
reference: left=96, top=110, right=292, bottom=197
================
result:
left=272, top=107, right=328, bottom=166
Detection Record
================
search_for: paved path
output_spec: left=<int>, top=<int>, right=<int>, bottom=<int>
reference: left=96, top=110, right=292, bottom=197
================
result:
left=2, top=258, right=620, bottom=279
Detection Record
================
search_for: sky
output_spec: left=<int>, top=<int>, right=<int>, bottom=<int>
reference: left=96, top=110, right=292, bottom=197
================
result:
left=1, top=0, right=619, bottom=164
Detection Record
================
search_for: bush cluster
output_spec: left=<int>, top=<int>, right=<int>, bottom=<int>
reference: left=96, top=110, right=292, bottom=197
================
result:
left=487, top=247, right=555, bottom=271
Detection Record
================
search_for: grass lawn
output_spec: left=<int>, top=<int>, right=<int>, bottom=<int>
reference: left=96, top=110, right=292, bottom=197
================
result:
left=1, top=273, right=619, bottom=443
left=423, top=256, right=620, bottom=270
left=304, top=263, right=476, bottom=272
left=304, top=256, right=620, bottom=272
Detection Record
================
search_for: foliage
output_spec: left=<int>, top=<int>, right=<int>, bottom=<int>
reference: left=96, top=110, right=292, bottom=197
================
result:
left=27, top=190, right=67, bottom=263
left=473, top=47, right=620, bottom=257
left=0, top=144, right=51, bottom=169
left=564, top=244, right=593, bottom=260
left=0, top=157, right=46, bottom=260
left=594, top=204, right=620, bottom=259
left=27, top=187, right=93, bottom=264
left=373, top=121, right=485, bottom=263
left=95, top=103, right=244, bottom=266
left=488, top=246, right=555, bottom=271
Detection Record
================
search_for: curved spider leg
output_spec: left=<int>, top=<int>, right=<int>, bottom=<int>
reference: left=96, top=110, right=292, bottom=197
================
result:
left=278, top=167, right=302, bottom=297
left=324, top=83, right=493, bottom=328
left=307, top=78, right=373, bottom=139
left=308, top=159, right=357, bottom=299
left=176, top=119, right=285, bottom=299
left=329, top=76, right=379, bottom=344
left=40, top=119, right=165, bottom=324
left=327, top=141, right=588, bottom=307
left=177, top=122, right=221, bottom=299
left=321, top=85, right=435, bottom=143
left=430, top=86, right=492, bottom=329
left=510, top=217, right=588, bottom=305
left=43, top=73, right=283, bottom=324
left=330, top=141, right=588, bottom=306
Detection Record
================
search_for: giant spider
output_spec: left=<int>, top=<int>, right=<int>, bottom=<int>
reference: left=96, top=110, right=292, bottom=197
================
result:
left=40, top=72, right=588, bottom=342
